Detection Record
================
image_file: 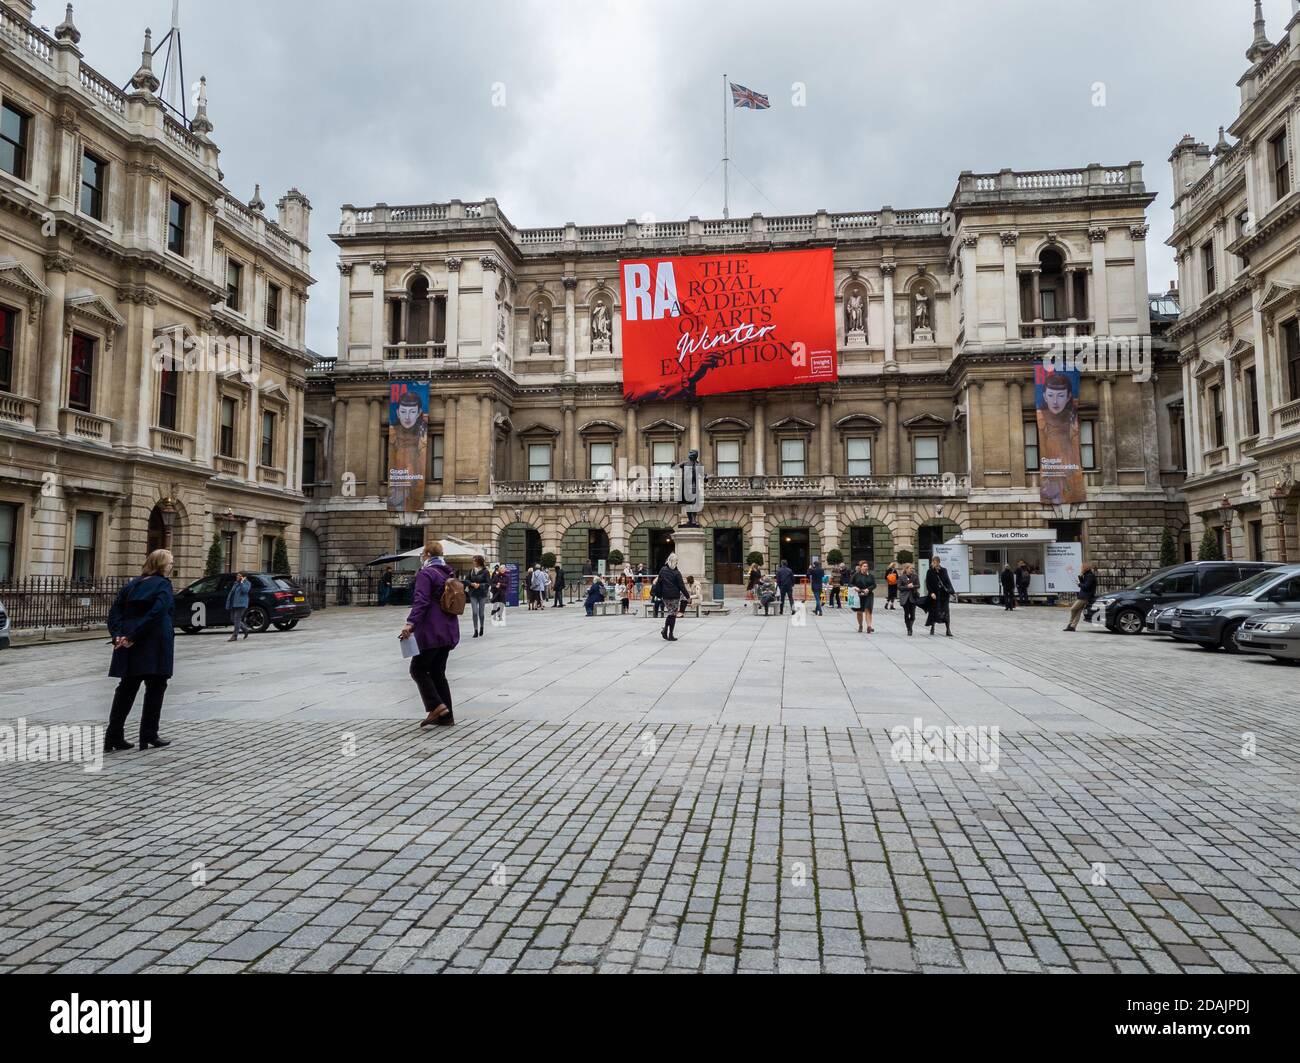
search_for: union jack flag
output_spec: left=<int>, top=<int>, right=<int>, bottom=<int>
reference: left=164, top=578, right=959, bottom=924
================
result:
left=729, top=82, right=770, bottom=110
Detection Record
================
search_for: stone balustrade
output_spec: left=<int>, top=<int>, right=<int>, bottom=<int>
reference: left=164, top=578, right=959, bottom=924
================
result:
left=492, top=474, right=970, bottom=504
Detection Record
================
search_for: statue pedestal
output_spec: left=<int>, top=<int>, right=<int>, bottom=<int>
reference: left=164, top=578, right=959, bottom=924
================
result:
left=913, top=327, right=934, bottom=345
left=672, top=524, right=707, bottom=592
left=846, top=329, right=866, bottom=347
left=530, top=341, right=551, bottom=356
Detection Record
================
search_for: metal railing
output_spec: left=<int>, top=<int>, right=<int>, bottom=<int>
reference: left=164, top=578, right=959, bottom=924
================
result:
left=0, top=576, right=130, bottom=632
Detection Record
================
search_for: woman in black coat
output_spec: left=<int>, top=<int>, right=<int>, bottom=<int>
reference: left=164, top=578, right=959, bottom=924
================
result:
left=656, top=554, right=689, bottom=642
left=924, top=555, right=956, bottom=637
left=105, top=549, right=177, bottom=752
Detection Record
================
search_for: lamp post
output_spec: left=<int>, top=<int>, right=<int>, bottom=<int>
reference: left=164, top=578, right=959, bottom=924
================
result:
left=1271, top=482, right=1290, bottom=563
left=1218, top=494, right=1234, bottom=561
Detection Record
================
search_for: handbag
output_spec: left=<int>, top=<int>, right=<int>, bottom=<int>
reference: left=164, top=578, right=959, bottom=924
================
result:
left=846, top=589, right=860, bottom=610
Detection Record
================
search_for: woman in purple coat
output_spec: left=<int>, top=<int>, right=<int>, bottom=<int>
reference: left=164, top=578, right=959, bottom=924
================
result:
left=399, top=540, right=460, bottom=727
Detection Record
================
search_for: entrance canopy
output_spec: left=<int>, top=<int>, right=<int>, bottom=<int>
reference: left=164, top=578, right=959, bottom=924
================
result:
left=949, top=529, right=1059, bottom=545
left=366, top=534, right=489, bottom=568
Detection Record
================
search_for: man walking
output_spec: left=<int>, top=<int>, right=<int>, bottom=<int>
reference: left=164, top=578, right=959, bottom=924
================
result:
left=775, top=560, right=795, bottom=615
left=1015, top=559, right=1031, bottom=606
left=552, top=562, right=566, bottom=608
left=808, top=557, right=825, bottom=616
left=1065, top=562, right=1098, bottom=631
left=226, top=571, right=250, bottom=642
left=1000, top=563, right=1016, bottom=611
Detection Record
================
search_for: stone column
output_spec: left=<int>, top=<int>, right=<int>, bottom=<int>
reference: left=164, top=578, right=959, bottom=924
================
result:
left=1008, top=379, right=1026, bottom=488
left=1000, top=231, right=1020, bottom=340
left=689, top=402, right=701, bottom=455
left=750, top=505, right=766, bottom=559
left=1131, top=225, right=1151, bottom=334
left=399, top=296, right=409, bottom=345
left=882, top=261, right=897, bottom=361
left=37, top=255, right=70, bottom=435
left=132, top=297, right=153, bottom=449
left=885, top=397, right=899, bottom=476
left=480, top=256, right=500, bottom=365
left=563, top=275, right=578, bottom=380
left=1099, top=376, right=1118, bottom=486
left=442, top=395, right=457, bottom=495
left=366, top=397, right=381, bottom=496
left=610, top=505, right=626, bottom=555
left=1223, top=358, right=1240, bottom=465
left=337, top=263, right=352, bottom=360
left=246, top=369, right=260, bottom=483
left=752, top=399, right=766, bottom=475
left=818, top=392, right=832, bottom=474
left=1064, top=267, right=1076, bottom=322
left=967, top=381, right=986, bottom=486
left=562, top=401, right=576, bottom=480
left=1185, top=360, right=1204, bottom=476
left=1250, top=279, right=1273, bottom=443
left=445, top=258, right=461, bottom=360
left=1089, top=227, right=1109, bottom=335
left=959, top=234, right=978, bottom=343
left=369, top=261, right=386, bottom=360
left=625, top=404, right=638, bottom=472
left=1030, top=269, right=1042, bottom=331
left=480, top=394, right=494, bottom=492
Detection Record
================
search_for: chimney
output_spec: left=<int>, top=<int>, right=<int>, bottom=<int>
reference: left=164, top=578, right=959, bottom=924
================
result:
left=277, top=188, right=312, bottom=244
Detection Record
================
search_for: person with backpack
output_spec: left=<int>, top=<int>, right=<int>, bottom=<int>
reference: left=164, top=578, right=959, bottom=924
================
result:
left=465, top=555, right=490, bottom=637
left=885, top=562, right=899, bottom=610
left=400, top=540, right=462, bottom=728
left=104, top=549, right=177, bottom=753
left=848, top=560, right=877, bottom=634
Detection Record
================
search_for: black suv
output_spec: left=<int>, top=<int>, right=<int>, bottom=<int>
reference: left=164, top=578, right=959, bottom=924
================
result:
left=1084, top=561, right=1280, bottom=635
left=174, top=572, right=312, bottom=635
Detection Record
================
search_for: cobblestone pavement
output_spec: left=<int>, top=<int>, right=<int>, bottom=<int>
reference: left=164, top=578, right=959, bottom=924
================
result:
left=1, top=603, right=1298, bottom=973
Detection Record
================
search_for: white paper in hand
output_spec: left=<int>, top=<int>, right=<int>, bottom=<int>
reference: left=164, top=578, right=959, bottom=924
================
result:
left=400, top=634, right=420, bottom=659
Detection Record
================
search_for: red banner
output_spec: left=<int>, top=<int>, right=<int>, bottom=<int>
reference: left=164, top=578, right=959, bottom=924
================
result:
left=619, top=248, right=838, bottom=401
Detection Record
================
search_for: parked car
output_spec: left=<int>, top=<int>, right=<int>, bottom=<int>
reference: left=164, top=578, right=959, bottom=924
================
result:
left=1086, top=561, right=1280, bottom=635
left=0, top=599, right=10, bottom=650
left=1168, top=566, right=1300, bottom=652
left=173, top=572, right=311, bottom=635
left=1236, top=611, right=1300, bottom=663
left=1146, top=605, right=1177, bottom=635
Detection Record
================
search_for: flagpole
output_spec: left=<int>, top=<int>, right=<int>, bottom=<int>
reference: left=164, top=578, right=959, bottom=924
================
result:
left=722, top=73, right=730, bottom=220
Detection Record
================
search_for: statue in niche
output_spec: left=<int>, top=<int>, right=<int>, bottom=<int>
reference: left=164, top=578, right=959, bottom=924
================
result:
left=532, top=304, right=551, bottom=346
left=845, top=290, right=866, bottom=335
left=497, top=302, right=507, bottom=344
left=914, top=290, right=931, bottom=331
left=591, top=301, right=612, bottom=348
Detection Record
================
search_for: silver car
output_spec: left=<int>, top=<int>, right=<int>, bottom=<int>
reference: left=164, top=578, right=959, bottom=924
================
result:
left=1236, top=611, right=1300, bottom=662
left=0, top=599, right=9, bottom=650
left=1146, top=605, right=1176, bottom=635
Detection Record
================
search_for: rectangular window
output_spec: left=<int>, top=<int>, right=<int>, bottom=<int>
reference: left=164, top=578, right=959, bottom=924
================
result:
left=80, top=151, right=106, bottom=220
left=1209, top=384, right=1224, bottom=447
left=167, top=194, right=188, bottom=255
left=715, top=439, right=741, bottom=477
left=652, top=441, right=676, bottom=478
left=266, top=283, right=281, bottom=331
left=68, top=332, right=95, bottom=411
left=528, top=443, right=551, bottom=481
left=1040, top=289, right=1057, bottom=322
left=589, top=441, right=614, bottom=480
left=1244, top=367, right=1260, bottom=436
left=158, top=363, right=178, bottom=430
left=846, top=437, right=872, bottom=476
left=261, top=410, right=275, bottom=467
left=1287, top=319, right=1300, bottom=401
left=1272, top=129, right=1291, bottom=200
left=71, top=511, right=97, bottom=580
left=219, top=396, right=237, bottom=458
left=913, top=436, right=940, bottom=476
left=431, top=434, right=444, bottom=482
left=1024, top=421, right=1040, bottom=471
left=222, top=530, right=238, bottom=572
left=0, top=303, right=15, bottom=392
left=780, top=438, right=806, bottom=476
left=0, top=501, right=16, bottom=580
left=225, top=259, right=243, bottom=311
left=262, top=535, right=277, bottom=573
left=301, top=436, right=317, bottom=485
left=1202, top=240, right=1216, bottom=294
left=0, top=102, right=29, bottom=180
left=1080, top=419, right=1097, bottom=470
left=1170, top=406, right=1185, bottom=470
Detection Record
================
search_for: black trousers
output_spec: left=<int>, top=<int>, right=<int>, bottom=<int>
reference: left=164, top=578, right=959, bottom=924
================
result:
left=410, top=647, right=453, bottom=714
left=108, top=676, right=168, bottom=742
left=902, top=600, right=917, bottom=631
left=779, top=589, right=794, bottom=613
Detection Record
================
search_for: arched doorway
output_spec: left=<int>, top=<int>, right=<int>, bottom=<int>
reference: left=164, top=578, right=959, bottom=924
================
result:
left=846, top=519, right=894, bottom=581
left=561, top=523, right=610, bottom=571
left=630, top=522, right=674, bottom=573
left=499, top=522, right=542, bottom=571
left=147, top=505, right=170, bottom=555
left=299, top=529, right=322, bottom=579
left=769, top=522, right=820, bottom=575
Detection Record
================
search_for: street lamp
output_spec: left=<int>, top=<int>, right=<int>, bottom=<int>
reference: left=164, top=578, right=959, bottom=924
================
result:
left=1218, top=494, right=1234, bottom=561
left=1271, top=482, right=1290, bottom=563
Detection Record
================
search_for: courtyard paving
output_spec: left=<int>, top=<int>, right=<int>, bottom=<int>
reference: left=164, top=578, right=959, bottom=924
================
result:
left=0, top=600, right=1298, bottom=973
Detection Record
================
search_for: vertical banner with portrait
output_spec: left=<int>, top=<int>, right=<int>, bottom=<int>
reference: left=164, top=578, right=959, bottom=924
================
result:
left=1035, top=363, right=1086, bottom=505
left=387, top=380, right=429, bottom=513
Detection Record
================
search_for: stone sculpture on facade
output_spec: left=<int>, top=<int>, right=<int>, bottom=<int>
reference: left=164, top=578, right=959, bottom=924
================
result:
left=531, top=304, right=551, bottom=352
left=591, top=300, right=612, bottom=351
left=913, top=289, right=934, bottom=343
left=845, top=289, right=866, bottom=344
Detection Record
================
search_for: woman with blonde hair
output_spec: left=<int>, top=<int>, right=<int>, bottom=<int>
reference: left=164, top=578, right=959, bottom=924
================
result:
left=105, top=549, right=177, bottom=752
left=400, top=539, right=460, bottom=727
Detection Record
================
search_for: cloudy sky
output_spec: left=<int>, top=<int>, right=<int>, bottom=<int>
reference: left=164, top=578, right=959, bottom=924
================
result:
left=47, top=0, right=1288, bottom=353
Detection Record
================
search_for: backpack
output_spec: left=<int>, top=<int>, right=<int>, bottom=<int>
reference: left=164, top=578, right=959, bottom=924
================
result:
left=439, top=576, right=467, bottom=616
left=887, top=572, right=898, bottom=586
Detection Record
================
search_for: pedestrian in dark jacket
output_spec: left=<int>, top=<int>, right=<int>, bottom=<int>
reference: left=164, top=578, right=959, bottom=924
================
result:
left=466, top=555, right=490, bottom=637
left=898, top=562, right=922, bottom=636
left=584, top=578, right=606, bottom=616
left=225, top=571, right=251, bottom=641
left=808, top=558, right=825, bottom=616
left=657, top=554, right=689, bottom=641
left=105, top=549, right=177, bottom=752
left=829, top=562, right=845, bottom=609
left=400, top=541, right=460, bottom=727
left=885, top=562, right=899, bottom=610
left=746, top=563, right=762, bottom=595
left=1065, top=563, right=1098, bottom=631
left=489, top=565, right=508, bottom=622
left=552, top=564, right=566, bottom=608
left=378, top=567, right=394, bottom=607
left=925, top=555, right=956, bottom=637
left=1000, top=564, right=1016, bottom=611
left=775, top=562, right=795, bottom=615
left=848, top=561, right=877, bottom=633
left=1015, top=560, right=1031, bottom=606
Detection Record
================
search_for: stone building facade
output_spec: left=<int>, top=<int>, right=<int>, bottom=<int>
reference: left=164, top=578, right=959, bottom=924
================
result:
left=1166, top=1, right=1300, bottom=564
left=0, top=1, right=314, bottom=583
left=306, top=156, right=1186, bottom=592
